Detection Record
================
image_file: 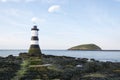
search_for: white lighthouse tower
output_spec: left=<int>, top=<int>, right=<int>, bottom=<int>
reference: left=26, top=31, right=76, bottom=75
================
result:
left=28, top=25, right=42, bottom=56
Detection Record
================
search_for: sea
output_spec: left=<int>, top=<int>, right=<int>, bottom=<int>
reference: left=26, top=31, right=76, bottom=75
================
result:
left=0, top=50, right=120, bottom=62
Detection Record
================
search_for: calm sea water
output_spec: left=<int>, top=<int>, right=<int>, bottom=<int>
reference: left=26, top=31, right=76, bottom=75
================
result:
left=0, top=50, right=120, bottom=62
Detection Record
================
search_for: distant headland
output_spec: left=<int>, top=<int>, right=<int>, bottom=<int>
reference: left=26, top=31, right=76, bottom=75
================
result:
left=68, top=44, right=102, bottom=50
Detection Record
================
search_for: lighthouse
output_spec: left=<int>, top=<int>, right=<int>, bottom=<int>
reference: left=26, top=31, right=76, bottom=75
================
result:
left=28, top=25, right=42, bottom=56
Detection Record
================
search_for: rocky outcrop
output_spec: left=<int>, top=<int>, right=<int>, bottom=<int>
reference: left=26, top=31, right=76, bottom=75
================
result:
left=68, top=44, right=102, bottom=50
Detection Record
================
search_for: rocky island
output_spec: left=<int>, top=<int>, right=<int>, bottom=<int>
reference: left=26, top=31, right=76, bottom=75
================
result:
left=68, top=44, right=102, bottom=50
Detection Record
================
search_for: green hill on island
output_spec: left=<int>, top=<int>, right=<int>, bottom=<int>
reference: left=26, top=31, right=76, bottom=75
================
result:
left=68, top=44, right=102, bottom=50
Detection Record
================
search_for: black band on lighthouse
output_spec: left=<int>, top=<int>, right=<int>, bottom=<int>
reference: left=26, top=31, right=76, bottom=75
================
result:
left=31, top=36, right=39, bottom=40
left=30, top=45, right=40, bottom=48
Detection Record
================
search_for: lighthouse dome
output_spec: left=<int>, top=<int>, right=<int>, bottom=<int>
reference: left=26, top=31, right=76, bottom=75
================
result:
left=31, top=25, right=39, bottom=31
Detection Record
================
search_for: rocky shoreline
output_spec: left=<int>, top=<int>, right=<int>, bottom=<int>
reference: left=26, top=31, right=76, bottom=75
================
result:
left=0, top=53, right=120, bottom=80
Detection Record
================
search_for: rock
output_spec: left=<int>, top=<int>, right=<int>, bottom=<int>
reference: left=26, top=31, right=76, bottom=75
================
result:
left=68, top=44, right=102, bottom=50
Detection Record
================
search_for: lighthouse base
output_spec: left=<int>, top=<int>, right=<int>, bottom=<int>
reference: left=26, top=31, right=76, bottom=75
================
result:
left=28, top=45, right=42, bottom=56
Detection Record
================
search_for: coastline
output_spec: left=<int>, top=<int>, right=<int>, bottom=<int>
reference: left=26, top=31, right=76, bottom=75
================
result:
left=0, top=53, right=120, bottom=80
left=0, top=50, right=120, bottom=62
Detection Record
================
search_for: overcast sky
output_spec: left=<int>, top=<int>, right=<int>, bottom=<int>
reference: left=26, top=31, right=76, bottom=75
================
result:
left=0, top=0, right=120, bottom=50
